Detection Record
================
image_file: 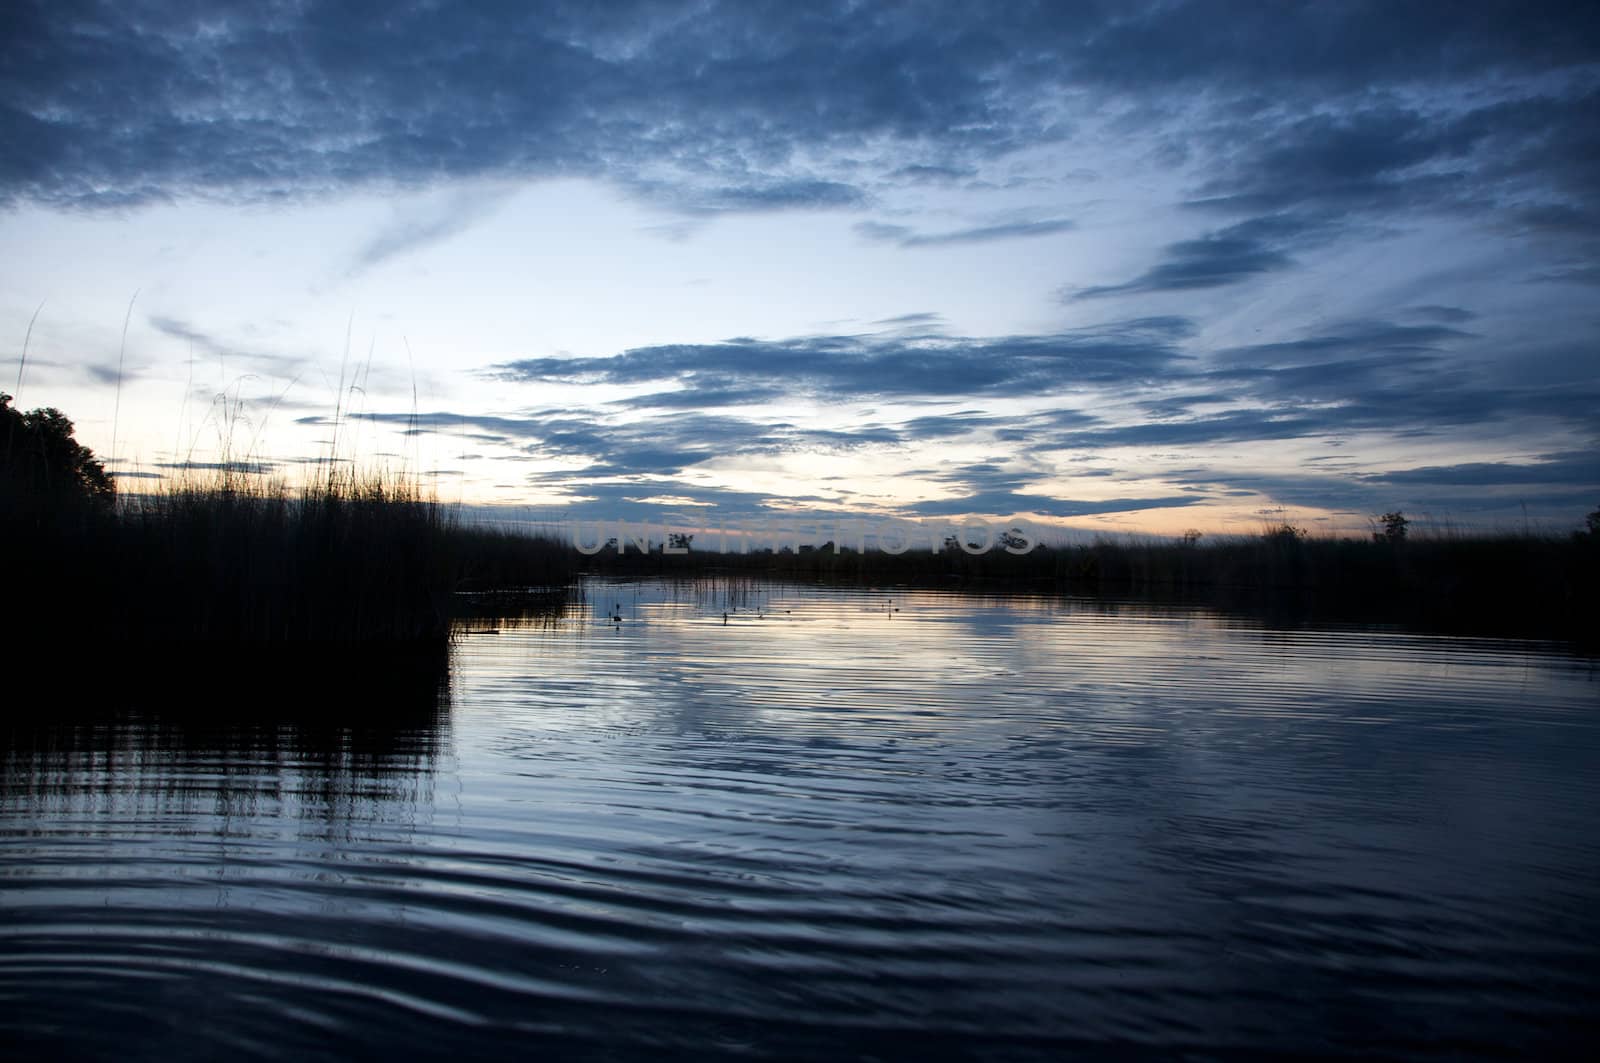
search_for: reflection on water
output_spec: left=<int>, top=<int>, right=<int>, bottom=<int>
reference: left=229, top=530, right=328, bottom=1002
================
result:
left=3, top=579, right=1597, bottom=1059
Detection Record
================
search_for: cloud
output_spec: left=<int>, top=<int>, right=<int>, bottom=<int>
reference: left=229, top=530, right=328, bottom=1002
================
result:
left=84, top=362, right=139, bottom=386
left=1061, top=1, right=1600, bottom=90
left=871, top=312, right=945, bottom=327
left=1362, top=451, right=1600, bottom=488
left=1527, top=265, right=1600, bottom=286
left=1166, top=461, right=1600, bottom=524
left=8, top=1, right=1591, bottom=232
left=154, top=460, right=277, bottom=475
left=325, top=407, right=904, bottom=478
left=1071, top=214, right=1329, bottom=298
left=147, top=315, right=306, bottom=376
left=894, top=458, right=1206, bottom=518
left=1404, top=305, right=1477, bottom=324
left=907, top=493, right=1203, bottom=519
left=898, top=413, right=1009, bottom=439
left=492, top=317, right=1195, bottom=400
left=0, top=1, right=1063, bottom=211
left=1030, top=316, right=1599, bottom=453
left=611, top=381, right=791, bottom=409
left=855, top=218, right=1075, bottom=247
left=288, top=304, right=1598, bottom=526
left=1208, top=320, right=1474, bottom=368
left=1185, top=92, right=1600, bottom=239
left=477, top=314, right=1592, bottom=471
left=352, top=185, right=514, bottom=272
left=295, top=411, right=548, bottom=446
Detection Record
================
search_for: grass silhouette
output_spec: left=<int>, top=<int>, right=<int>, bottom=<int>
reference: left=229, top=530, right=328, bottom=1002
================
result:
left=3, top=391, right=573, bottom=649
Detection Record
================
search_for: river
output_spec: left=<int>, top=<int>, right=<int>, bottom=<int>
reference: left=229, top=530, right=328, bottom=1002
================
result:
left=3, top=579, right=1596, bottom=1059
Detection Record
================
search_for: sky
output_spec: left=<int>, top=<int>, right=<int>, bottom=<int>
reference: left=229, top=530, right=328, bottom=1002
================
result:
left=2, top=0, right=1597, bottom=539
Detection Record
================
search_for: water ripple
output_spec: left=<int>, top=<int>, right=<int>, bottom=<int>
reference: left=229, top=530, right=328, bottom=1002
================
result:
left=3, top=578, right=1597, bottom=1059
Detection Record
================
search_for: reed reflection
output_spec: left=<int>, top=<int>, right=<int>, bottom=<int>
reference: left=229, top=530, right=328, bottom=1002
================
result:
left=1, top=644, right=453, bottom=844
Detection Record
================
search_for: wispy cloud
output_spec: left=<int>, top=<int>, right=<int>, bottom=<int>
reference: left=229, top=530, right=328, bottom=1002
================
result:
left=855, top=218, right=1076, bottom=247
left=352, top=185, right=515, bottom=272
left=1071, top=215, right=1330, bottom=298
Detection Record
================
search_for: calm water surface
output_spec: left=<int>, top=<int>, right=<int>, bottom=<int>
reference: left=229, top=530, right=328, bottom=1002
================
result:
left=3, top=580, right=1597, bottom=1059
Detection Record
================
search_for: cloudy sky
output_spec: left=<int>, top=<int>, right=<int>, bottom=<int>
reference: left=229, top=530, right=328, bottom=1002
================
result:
left=3, top=0, right=1597, bottom=536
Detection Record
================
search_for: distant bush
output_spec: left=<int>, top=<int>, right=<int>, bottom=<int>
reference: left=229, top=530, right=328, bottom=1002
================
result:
left=1261, top=521, right=1306, bottom=544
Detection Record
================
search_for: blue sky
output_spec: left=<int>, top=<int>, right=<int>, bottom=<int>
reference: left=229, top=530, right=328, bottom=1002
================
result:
left=3, top=1, right=1597, bottom=535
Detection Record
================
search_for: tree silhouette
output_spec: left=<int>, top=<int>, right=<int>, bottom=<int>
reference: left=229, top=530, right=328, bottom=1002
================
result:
left=1, top=392, right=115, bottom=511
left=1373, top=510, right=1409, bottom=544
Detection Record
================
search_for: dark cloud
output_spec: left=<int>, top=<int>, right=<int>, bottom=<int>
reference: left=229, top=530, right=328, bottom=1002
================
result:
left=154, top=460, right=276, bottom=475
left=1036, top=317, right=1595, bottom=452
left=296, top=411, right=546, bottom=445
left=1404, top=305, right=1477, bottom=324
left=612, top=383, right=791, bottom=409
left=1208, top=321, right=1474, bottom=368
left=1060, top=1, right=1600, bottom=89
left=1527, top=265, right=1600, bottom=286
left=898, top=413, right=1008, bottom=439
left=1188, top=106, right=1480, bottom=215
left=1187, top=90, right=1600, bottom=234
left=871, top=312, right=944, bottom=327
left=0, top=0, right=1062, bottom=211
left=655, top=179, right=866, bottom=215
left=6, top=0, right=1593, bottom=235
left=491, top=317, right=1194, bottom=400
left=84, top=362, right=138, bottom=386
left=1167, top=463, right=1600, bottom=525
left=1072, top=215, right=1329, bottom=298
left=1362, top=451, right=1600, bottom=488
left=855, top=218, right=1075, bottom=247
left=908, top=492, right=1203, bottom=519
left=889, top=163, right=978, bottom=183
left=898, top=458, right=1203, bottom=518
left=1048, top=410, right=1339, bottom=450
left=323, top=407, right=903, bottom=478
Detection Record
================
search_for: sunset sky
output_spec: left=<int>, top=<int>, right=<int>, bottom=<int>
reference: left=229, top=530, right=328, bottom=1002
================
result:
left=3, top=1, right=1597, bottom=537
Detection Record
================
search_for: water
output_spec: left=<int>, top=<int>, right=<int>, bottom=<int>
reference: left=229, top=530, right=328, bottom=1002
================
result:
left=3, top=579, right=1597, bottom=1059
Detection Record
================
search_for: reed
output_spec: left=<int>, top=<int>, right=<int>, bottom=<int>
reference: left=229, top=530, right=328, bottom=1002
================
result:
left=4, top=364, right=590, bottom=654
left=3, top=414, right=574, bottom=649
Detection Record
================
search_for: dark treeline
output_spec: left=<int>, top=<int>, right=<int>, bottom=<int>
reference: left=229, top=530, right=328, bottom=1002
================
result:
left=571, top=523, right=1600, bottom=646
